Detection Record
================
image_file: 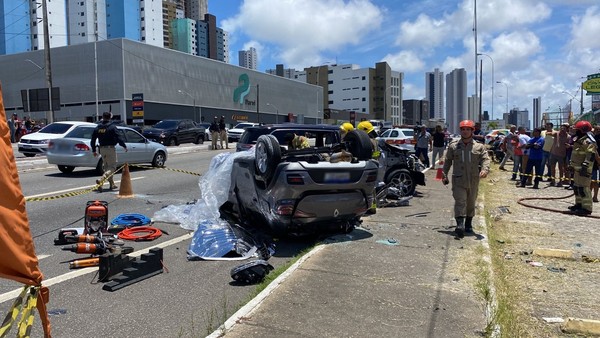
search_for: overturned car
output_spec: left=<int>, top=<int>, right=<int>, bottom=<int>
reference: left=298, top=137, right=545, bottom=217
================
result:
left=220, top=126, right=379, bottom=235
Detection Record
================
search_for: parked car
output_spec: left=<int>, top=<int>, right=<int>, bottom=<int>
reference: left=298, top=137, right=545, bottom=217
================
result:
left=18, top=121, right=96, bottom=157
left=47, top=125, right=167, bottom=174
left=484, top=129, right=511, bottom=144
left=220, top=128, right=378, bottom=235
left=228, top=122, right=260, bottom=143
left=377, top=128, right=416, bottom=153
left=142, top=119, right=205, bottom=146
left=236, top=124, right=342, bottom=152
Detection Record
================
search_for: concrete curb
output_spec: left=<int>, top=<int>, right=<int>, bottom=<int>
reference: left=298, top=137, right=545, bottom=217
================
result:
left=206, top=245, right=325, bottom=338
left=562, top=317, right=600, bottom=335
left=532, top=248, right=574, bottom=259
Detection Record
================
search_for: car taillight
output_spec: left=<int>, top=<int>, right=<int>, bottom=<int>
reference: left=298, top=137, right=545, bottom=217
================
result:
left=74, top=143, right=90, bottom=152
left=293, top=209, right=316, bottom=218
left=366, top=171, right=377, bottom=183
left=286, top=174, right=304, bottom=185
left=48, top=141, right=55, bottom=150
left=275, top=199, right=295, bottom=216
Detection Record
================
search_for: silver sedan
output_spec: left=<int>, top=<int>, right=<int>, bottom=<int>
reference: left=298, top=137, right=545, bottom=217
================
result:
left=47, top=125, right=168, bottom=174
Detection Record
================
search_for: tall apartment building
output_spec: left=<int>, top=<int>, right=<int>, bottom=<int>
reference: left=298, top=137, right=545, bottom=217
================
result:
left=297, top=62, right=403, bottom=125
left=185, top=0, right=208, bottom=20
left=506, top=108, right=530, bottom=129
left=266, top=64, right=298, bottom=79
left=533, top=96, right=542, bottom=127
left=446, top=68, right=467, bottom=134
left=239, top=47, right=257, bottom=70
left=171, top=18, right=197, bottom=55
left=196, top=14, right=229, bottom=62
left=163, top=0, right=185, bottom=49
left=426, top=68, right=444, bottom=119
left=467, top=94, right=480, bottom=122
left=68, top=0, right=107, bottom=44
left=402, top=99, right=429, bottom=126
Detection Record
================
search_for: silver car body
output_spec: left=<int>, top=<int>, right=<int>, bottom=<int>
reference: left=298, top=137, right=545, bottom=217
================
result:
left=46, top=125, right=168, bottom=173
left=228, top=122, right=259, bottom=142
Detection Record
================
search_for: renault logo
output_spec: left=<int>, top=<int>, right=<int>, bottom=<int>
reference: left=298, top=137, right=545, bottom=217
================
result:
left=333, top=209, right=340, bottom=217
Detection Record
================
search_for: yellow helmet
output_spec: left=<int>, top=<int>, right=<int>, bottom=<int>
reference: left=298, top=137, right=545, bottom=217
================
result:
left=357, top=121, right=374, bottom=134
left=339, top=122, right=355, bottom=134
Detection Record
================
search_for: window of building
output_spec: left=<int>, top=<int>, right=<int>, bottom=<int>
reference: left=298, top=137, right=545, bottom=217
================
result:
left=81, top=32, right=85, bottom=36
left=362, top=87, right=366, bottom=91
left=328, top=100, right=334, bottom=105
left=362, top=76, right=366, bottom=80
left=328, top=80, right=333, bottom=84
left=362, top=98, right=366, bottom=101
left=328, top=90, right=333, bottom=94
left=141, top=7, right=144, bottom=11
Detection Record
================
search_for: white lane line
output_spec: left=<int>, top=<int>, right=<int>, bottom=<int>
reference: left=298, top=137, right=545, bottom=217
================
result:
left=0, top=232, right=192, bottom=304
left=25, top=177, right=145, bottom=198
left=37, top=254, right=51, bottom=260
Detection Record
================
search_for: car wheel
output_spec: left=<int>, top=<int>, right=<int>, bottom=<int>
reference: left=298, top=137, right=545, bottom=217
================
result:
left=57, top=165, right=75, bottom=174
left=95, top=159, right=104, bottom=175
left=345, top=130, right=374, bottom=160
left=385, top=168, right=415, bottom=196
left=167, top=137, right=178, bottom=146
left=152, top=151, right=166, bottom=167
left=255, top=135, right=281, bottom=183
left=24, top=153, right=36, bottom=157
left=194, top=135, right=204, bottom=145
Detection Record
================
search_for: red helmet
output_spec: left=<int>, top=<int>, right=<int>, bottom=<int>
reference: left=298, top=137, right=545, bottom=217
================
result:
left=574, top=121, right=592, bottom=133
left=459, top=120, right=475, bottom=130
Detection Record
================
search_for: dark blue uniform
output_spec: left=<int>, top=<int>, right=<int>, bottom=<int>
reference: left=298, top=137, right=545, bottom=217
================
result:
left=91, top=121, right=126, bottom=152
left=91, top=120, right=127, bottom=190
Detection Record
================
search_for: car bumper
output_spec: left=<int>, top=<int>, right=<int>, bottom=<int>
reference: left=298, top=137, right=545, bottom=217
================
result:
left=18, top=144, right=48, bottom=154
left=47, top=152, right=98, bottom=167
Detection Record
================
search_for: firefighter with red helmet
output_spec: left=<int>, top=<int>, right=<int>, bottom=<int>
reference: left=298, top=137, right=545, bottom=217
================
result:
left=442, top=120, right=491, bottom=238
left=568, top=120, right=597, bottom=215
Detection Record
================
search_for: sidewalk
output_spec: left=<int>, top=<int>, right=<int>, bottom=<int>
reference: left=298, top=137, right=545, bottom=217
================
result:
left=214, top=169, right=489, bottom=337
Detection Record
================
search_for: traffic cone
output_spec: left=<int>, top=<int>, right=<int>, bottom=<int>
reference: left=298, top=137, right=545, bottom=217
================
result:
left=118, top=163, right=134, bottom=198
left=435, top=161, right=444, bottom=181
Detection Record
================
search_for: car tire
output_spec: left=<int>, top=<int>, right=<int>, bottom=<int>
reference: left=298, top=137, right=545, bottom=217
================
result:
left=255, top=134, right=281, bottom=184
left=24, top=153, right=36, bottom=157
left=385, top=168, right=416, bottom=196
left=152, top=151, right=166, bottom=167
left=194, top=135, right=204, bottom=145
left=57, top=165, right=75, bottom=174
left=95, top=158, right=104, bottom=175
left=345, top=130, right=373, bottom=160
left=167, top=137, right=178, bottom=146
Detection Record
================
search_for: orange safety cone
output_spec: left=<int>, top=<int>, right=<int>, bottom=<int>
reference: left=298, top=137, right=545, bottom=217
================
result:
left=435, top=160, right=445, bottom=181
left=118, top=163, right=134, bottom=198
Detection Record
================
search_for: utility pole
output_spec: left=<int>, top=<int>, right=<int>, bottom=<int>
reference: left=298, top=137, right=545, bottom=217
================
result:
left=479, top=59, right=483, bottom=123
left=42, top=0, right=54, bottom=123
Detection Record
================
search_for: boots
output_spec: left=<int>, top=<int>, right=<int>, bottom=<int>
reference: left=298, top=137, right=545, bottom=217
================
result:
left=568, top=203, right=582, bottom=211
left=465, top=217, right=473, bottom=233
left=455, top=217, right=465, bottom=238
left=532, top=181, right=539, bottom=189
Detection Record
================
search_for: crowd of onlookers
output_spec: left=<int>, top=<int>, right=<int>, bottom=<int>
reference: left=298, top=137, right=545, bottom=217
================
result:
left=7, top=113, right=42, bottom=143
left=494, top=122, right=600, bottom=202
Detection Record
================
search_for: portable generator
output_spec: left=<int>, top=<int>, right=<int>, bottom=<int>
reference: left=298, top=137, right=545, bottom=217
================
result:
left=84, top=201, right=109, bottom=235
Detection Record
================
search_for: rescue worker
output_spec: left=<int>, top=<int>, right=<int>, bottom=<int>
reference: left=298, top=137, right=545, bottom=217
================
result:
left=284, top=133, right=310, bottom=150
left=219, top=116, right=229, bottom=149
left=357, top=120, right=380, bottom=214
left=91, top=112, right=127, bottom=191
left=442, top=120, right=490, bottom=238
left=567, top=120, right=597, bottom=215
left=339, top=122, right=354, bottom=140
left=209, top=116, right=219, bottom=150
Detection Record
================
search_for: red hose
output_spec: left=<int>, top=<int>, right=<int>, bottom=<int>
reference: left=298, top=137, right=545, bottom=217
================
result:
left=117, top=226, right=162, bottom=241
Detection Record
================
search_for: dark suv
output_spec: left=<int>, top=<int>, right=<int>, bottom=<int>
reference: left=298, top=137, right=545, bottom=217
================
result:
left=236, top=124, right=342, bottom=152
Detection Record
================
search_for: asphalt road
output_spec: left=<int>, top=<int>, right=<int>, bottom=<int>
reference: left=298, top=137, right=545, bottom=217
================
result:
left=1, top=144, right=312, bottom=337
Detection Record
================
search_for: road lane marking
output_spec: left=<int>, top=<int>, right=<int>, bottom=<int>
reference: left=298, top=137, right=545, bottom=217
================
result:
left=0, top=232, right=192, bottom=304
left=25, top=177, right=145, bottom=199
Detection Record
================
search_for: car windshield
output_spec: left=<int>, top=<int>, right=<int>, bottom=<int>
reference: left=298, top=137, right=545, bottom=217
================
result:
left=65, top=126, right=95, bottom=139
left=153, top=120, right=177, bottom=129
left=38, top=123, right=75, bottom=134
left=233, top=123, right=253, bottom=129
left=401, top=130, right=414, bottom=137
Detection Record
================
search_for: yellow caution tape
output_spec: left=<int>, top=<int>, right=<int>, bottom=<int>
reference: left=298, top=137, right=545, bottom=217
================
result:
left=0, top=286, right=38, bottom=338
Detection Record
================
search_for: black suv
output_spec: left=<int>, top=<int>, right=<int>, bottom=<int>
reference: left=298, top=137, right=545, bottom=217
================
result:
left=236, top=124, right=342, bottom=152
left=142, top=119, right=205, bottom=146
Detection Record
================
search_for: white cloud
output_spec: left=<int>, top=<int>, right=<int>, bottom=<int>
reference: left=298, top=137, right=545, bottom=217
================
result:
left=222, top=0, right=383, bottom=68
left=490, top=31, right=542, bottom=68
left=570, top=6, right=600, bottom=49
left=476, top=0, right=551, bottom=33
left=395, top=14, right=454, bottom=49
left=381, top=50, right=425, bottom=73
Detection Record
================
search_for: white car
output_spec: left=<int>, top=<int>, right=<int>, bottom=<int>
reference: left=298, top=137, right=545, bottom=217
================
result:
left=227, top=122, right=259, bottom=143
left=47, top=125, right=167, bottom=174
left=377, top=128, right=416, bottom=153
left=18, top=121, right=96, bottom=157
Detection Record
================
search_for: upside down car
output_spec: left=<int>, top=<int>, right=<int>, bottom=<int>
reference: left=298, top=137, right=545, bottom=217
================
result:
left=220, top=126, right=379, bottom=236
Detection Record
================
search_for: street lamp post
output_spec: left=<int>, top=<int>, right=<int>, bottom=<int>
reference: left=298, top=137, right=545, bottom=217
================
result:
left=266, top=103, right=279, bottom=123
left=477, top=53, right=494, bottom=120
left=178, top=90, right=198, bottom=122
left=496, top=81, right=508, bottom=117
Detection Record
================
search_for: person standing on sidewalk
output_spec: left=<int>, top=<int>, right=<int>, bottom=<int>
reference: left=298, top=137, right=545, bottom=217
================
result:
left=91, top=112, right=127, bottom=191
left=442, top=120, right=490, bottom=238
left=518, top=128, right=544, bottom=189
left=567, top=121, right=597, bottom=215
left=8, top=113, right=16, bottom=143
left=499, top=125, right=516, bottom=171
left=209, top=116, right=220, bottom=150
left=415, top=126, right=432, bottom=168
left=218, top=116, right=229, bottom=149
left=541, top=122, right=555, bottom=180
left=546, top=123, right=569, bottom=186
left=431, top=125, right=446, bottom=168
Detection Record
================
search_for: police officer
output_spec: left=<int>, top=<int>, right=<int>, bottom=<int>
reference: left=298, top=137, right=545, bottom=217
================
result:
left=442, top=120, right=490, bottom=238
left=218, top=116, right=229, bottom=149
left=91, top=112, right=127, bottom=191
left=568, top=120, right=597, bottom=215
left=209, top=116, right=220, bottom=150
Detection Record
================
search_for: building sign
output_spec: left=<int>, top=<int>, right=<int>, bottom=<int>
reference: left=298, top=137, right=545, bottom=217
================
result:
left=583, top=73, right=600, bottom=94
left=132, top=93, right=144, bottom=123
left=233, top=74, right=255, bottom=106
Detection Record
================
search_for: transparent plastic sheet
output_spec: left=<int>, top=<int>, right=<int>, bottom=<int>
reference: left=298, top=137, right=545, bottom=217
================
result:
left=152, top=150, right=255, bottom=231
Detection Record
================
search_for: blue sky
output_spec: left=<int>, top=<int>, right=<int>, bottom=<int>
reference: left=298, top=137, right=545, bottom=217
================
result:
left=209, top=0, right=600, bottom=120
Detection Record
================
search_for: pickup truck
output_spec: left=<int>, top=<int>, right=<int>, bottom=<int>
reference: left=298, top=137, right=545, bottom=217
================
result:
left=142, top=119, right=205, bottom=146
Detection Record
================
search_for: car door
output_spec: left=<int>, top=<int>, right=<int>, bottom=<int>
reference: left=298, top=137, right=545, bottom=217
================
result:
left=117, top=129, right=146, bottom=163
left=179, top=120, right=193, bottom=143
